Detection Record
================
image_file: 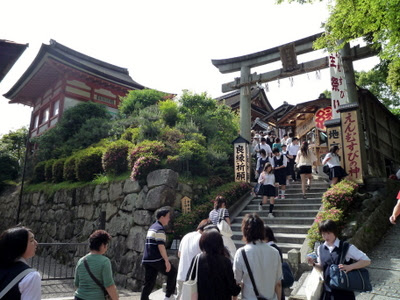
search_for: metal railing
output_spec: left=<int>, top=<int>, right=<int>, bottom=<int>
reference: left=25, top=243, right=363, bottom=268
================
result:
left=28, top=243, right=88, bottom=280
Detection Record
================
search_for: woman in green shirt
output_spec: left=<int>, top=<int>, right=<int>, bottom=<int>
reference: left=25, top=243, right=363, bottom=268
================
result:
left=74, top=230, right=118, bottom=300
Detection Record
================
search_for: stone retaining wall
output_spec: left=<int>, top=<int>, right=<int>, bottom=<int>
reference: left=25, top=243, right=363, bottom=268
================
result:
left=0, top=169, right=205, bottom=291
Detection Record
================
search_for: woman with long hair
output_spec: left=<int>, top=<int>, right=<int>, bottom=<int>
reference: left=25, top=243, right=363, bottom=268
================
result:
left=322, top=146, right=348, bottom=186
left=209, top=196, right=230, bottom=226
left=295, top=141, right=316, bottom=199
left=258, top=163, right=278, bottom=217
left=74, top=230, right=118, bottom=300
left=186, top=229, right=241, bottom=300
left=233, top=214, right=282, bottom=300
left=0, top=226, right=41, bottom=299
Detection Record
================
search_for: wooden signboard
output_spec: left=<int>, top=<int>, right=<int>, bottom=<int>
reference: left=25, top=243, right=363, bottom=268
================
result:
left=181, top=196, right=192, bottom=214
left=326, top=125, right=344, bottom=168
left=233, top=136, right=250, bottom=183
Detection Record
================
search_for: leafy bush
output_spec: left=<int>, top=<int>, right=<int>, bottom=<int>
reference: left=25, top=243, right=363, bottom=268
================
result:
left=159, top=99, right=179, bottom=126
left=121, top=127, right=140, bottom=144
left=159, top=127, right=184, bottom=155
left=119, top=89, right=167, bottom=116
left=322, top=179, right=359, bottom=211
left=178, top=140, right=207, bottom=175
left=33, top=161, right=46, bottom=183
left=45, top=159, right=56, bottom=182
left=165, top=155, right=182, bottom=172
left=102, top=140, right=133, bottom=175
left=52, top=158, right=66, bottom=183
left=75, top=148, right=104, bottom=181
left=63, top=156, right=77, bottom=181
left=174, top=182, right=252, bottom=237
left=128, top=140, right=166, bottom=168
left=0, top=152, right=19, bottom=184
left=130, top=155, right=160, bottom=182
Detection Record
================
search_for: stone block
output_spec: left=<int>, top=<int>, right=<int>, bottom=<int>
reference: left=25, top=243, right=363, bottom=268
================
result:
left=133, top=210, right=153, bottom=226
left=110, top=181, right=124, bottom=201
left=135, top=190, right=146, bottom=209
left=119, top=251, right=135, bottom=274
left=108, top=235, right=127, bottom=262
left=123, top=179, right=141, bottom=194
left=107, top=212, right=133, bottom=236
left=32, top=192, right=40, bottom=206
left=114, top=273, right=127, bottom=287
left=121, top=193, right=138, bottom=212
left=147, top=169, right=179, bottom=189
left=126, top=226, right=146, bottom=252
left=105, top=203, right=118, bottom=221
left=143, top=185, right=175, bottom=211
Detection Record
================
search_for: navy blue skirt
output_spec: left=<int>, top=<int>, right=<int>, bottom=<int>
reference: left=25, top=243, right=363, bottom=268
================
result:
left=329, top=166, right=348, bottom=180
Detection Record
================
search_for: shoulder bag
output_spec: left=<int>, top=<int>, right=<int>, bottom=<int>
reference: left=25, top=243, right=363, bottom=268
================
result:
left=241, top=249, right=268, bottom=300
left=305, top=267, right=324, bottom=300
left=269, top=243, right=294, bottom=288
left=329, top=241, right=372, bottom=292
left=217, top=208, right=233, bottom=238
left=83, top=257, right=111, bottom=300
left=181, top=254, right=200, bottom=300
left=0, top=268, right=35, bottom=299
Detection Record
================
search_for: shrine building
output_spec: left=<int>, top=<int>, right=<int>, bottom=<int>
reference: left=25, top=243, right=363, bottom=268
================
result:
left=3, top=40, right=146, bottom=138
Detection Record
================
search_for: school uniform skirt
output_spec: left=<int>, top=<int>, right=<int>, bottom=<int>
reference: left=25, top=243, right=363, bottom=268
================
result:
left=329, top=166, right=348, bottom=180
left=299, top=165, right=312, bottom=174
left=274, top=168, right=287, bottom=185
left=260, top=184, right=276, bottom=197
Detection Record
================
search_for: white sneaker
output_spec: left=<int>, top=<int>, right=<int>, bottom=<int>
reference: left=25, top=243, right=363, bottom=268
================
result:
left=258, top=203, right=263, bottom=211
left=268, top=213, right=274, bottom=218
left=164, top=295, right=176, bottom=300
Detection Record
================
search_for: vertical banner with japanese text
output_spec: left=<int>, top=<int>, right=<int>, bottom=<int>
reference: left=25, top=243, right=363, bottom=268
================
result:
left=340, top=110, right=363, bottom=183
left=329, top=53, right=349, bottom=118
left=234, top=142, right=250, bottom=183
left=326, top=126, right=344, bottom=168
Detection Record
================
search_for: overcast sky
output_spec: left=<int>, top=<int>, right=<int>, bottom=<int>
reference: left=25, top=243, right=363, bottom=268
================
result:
left=0, top=0, right=379, bottom=136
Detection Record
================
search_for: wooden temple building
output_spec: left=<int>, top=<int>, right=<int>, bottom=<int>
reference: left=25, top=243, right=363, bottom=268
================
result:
left=3, top=40, right=146, bottom=138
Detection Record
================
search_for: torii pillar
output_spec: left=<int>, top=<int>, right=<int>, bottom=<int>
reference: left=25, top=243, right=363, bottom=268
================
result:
left=239, top=66, right=251, bottom=141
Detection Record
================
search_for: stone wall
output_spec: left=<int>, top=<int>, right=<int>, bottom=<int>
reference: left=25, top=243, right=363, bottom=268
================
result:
left=0, top=169, right=197, bottom=291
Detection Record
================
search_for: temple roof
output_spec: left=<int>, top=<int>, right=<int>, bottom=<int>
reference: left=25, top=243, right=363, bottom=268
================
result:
left=0, top=40, right=28, bottom=83
left=4, top=40, right=145, bottom=105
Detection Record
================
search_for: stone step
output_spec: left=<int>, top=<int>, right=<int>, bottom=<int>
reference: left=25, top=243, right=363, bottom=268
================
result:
left=239, top=209, right=319, bottom=218
left=231, top=231, right=307, bottom=244
left=234, top=240, right=302, bottom=253
left=230, top=223, right=311, bottom=235
left=253, top=192, right=325, bottom=198
left=232, top=216, right=315, bottom=225
left=246, top=203, right=321, bottom=211
left=251, top=198, right=322, bottom=204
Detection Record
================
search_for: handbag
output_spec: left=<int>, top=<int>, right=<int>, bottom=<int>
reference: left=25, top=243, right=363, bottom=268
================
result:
left=329, top=241, right=372, bottom=292
left=254, top=183, right=262, bottom=195
left=83, top=257, right=111, bottom=300
left=217, top=208, right=233, bottom=238
left=241, top=249, right=268, bottom=300
left=323, top=165, right=330, bottom=175
left=281, top=262, right=294, bottom=288
left=0, top=268, right=35, bottom=299
left=305, top=267, right=324, bottom=300
left=181, top=254, right=200, bottom=300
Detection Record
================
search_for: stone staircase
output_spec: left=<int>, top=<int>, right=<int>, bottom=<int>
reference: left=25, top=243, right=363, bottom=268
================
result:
left=231, top=180, right=330, bottom=260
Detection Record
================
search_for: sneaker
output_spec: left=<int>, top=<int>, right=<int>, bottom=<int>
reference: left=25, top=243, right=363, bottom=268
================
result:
left=307, top=185, right=311, bottom=191
left=258, top=203, right=263, bottom=211
left=286, top=180, right=290, bottom=186
left=268, top=213, right=274, bottom=218
left=281, top=195, right=285, bottom=199
left=275, top=196, right=280, bottom=200
left=164, top=296, right=176, bottom=300
left=303, top=194, right=307, bottom=199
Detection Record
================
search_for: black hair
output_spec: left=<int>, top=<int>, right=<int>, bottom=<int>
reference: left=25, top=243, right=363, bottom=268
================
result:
left=89, top=230, right=112, bottom=251
left=263, top=162, right=273, bottom=174
left=241, top=213, right=265, bottom=244
left=318, top=219, right=339, bottom=237
left=282, top=144, right=287, bottom=148
left=214, top=196, right=226, bottom=209
left=264, top=225, right=277, bottom=243
left=261, top=138, right=266, bottom=142
left=329, top=145, right=339, bottom=154
left=0, top=226, right=31, bottom=267
left=283, top=134, right=288, bottom=138
left=275, top=138, right=281, bottom=143
left=197, top=219, right=212, bottom=232
left=156, top=207, right=171, bottom=220
left=292, top=137, right=299, bottom=142
left=199, top=230, right=225, bottom=256
left=259, top=149, right=266, bottom=156
left=301, top=141, right=309, bottom=156
left=272, top=147, right=280, bottom=154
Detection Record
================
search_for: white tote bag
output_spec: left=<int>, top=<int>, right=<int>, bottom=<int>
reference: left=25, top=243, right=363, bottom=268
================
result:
left=217, top=208, right=233, bottom=238
left=181, top=254, right=200, bottom=300
left=305, top=267, right=324, bottom=300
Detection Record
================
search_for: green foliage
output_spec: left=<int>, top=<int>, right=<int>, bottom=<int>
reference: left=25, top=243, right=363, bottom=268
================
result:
left=130, top=155, right=160, bottom=182
left=44, top=159, right=56, bottom=183
left=0, top=127, right=28, bottom=164
left=102, top=140, right=133, bottom=175
left=75, top=147, right=104, bottom=181
left=121, top=127, right=140, bottom=144
left=178, top=140, right=207, bottom=174
left=159, top=127, right=184, bottom=155
left=0, top=152, right=19, bottom=186
left=159, top=99, right=179, bottom=127
left=128, top=140, right=167, bottom=168
left=63, top=156, right=77, bottom=181
left=119, top=89, right=167, bottom=116
left=52, top=158, right=66, bottom=183
left=33, top=161, right=46, bottom=183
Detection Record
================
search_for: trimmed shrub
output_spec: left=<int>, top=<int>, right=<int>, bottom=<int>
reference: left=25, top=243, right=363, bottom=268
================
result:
left=159, top=127, right=184, bottom=155
left=128, top=140, right=166, bottom=168
left=44, top=159, right=56, bottom=182
left=75, top=147, right=104, bottom=181
left=33, top=161, right=46, bottom=183
left=102, top=140, right=133, bottom=175
left=63, top=156, right=77, bottom=181
left=0, top=153, right=19, bottom=183
left=121, top=127, right=140, bottom=144
left=130, top=155, right=160, bottom=182
left=159, top=99, right=179, bottom=126
left=52, top=158, right=66, bottom=183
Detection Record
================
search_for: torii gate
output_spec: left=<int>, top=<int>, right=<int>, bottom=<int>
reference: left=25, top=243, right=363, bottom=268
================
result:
left=211, top=32, right=376, bottom=142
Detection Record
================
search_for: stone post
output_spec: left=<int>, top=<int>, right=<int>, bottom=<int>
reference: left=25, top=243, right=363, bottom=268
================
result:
left=239, top=66, right=251, bottom=142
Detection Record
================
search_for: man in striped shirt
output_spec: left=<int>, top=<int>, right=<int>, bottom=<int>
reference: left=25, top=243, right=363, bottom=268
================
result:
left=141, top=207, right=176, bottom=300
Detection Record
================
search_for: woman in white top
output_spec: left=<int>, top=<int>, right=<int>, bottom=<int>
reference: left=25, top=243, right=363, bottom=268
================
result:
left=258, top=163, right=278, bottom=218
left=322, top=146, right=348, bottom=186
left=295, top=141, right=316, bottom=199
left=0, top=226, right=41, bottom=300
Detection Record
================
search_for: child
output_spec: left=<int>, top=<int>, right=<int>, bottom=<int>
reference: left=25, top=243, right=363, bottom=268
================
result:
left=258, top=163, right=278, bottom=218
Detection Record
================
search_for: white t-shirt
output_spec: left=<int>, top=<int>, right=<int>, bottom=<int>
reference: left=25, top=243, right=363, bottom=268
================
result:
left=316, top=238, right=370, bottom=263
left=258, top=172, right=275, bottom=186
left=255, top=143, right=272, bottom=158
left=287, top=143, right=300, bottom=156
left=177, top=231, right=202, bottom=281
left=323, top=152, right=341, bottom=168
left=234, top=242, right=282, bottom=300
left=17, top=258, right=41, bottom=300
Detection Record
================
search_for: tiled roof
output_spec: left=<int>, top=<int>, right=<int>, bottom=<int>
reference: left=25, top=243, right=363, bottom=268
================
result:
left=0, top=40, right=28, bottom=82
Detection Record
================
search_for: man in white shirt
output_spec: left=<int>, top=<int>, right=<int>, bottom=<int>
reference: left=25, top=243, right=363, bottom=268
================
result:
left=176, top=219, right=209, bottom=300
left=287, top=138, right=300, bottom=182
left=254, top=138, right=272, bottom=158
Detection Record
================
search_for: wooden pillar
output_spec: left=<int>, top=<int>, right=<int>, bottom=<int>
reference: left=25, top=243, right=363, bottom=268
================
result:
left=239, top=66, right=251, bottom=142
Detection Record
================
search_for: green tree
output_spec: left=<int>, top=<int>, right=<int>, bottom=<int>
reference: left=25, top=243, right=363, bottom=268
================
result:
left=119, top=89, right=167, bottom=116
left=0, top=127, right=28, bottom=163
left=278, top=0, right=400, bottom=92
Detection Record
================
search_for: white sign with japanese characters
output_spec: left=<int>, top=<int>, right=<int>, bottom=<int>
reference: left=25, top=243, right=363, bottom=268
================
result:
left=329, top=53, right=349, bottom=118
